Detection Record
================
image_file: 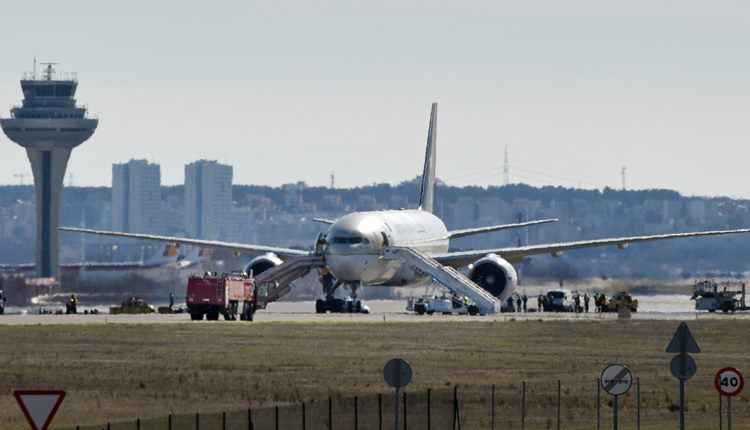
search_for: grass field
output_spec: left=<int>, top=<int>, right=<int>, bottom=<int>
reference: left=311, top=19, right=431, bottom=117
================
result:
left=1, top=319, right=749, bottom=429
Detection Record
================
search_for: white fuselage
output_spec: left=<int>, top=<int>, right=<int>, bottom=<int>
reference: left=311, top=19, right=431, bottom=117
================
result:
left=323, top=210, right=449, bottom=285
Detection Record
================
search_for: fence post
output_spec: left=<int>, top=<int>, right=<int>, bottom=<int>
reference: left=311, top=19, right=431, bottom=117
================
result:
left=354, top=396, right=359, bottom=430
left=522, top=381, right=526, bottom=430
left=378, top=393, right=383, bottom=430
left=302, top=402, right=306, bottom=430
left=427, top=389, right=432, bottom=430
left=719, top=393, right=723, bottom=430
left=329, top=396, right=333, bottom=430
left=107, top=422, right=111, bottom=430
left=169, top=413, right=173, bottom=430
left=137, top=418, right=141, bottom=430
left=491, top=385, right=495, bottom=430
left=223, top=411, right=227, bottom=430
left=275, top=405, right=280, bottom=430
left=453, top=385, right=461, bottom=430
left=196, top=412, right=200, bottom=430
left=556, top=380, right=561, bottom=430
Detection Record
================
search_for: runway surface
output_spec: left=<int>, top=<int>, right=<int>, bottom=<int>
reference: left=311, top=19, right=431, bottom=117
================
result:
left=2, top=296, right=750, bottom=325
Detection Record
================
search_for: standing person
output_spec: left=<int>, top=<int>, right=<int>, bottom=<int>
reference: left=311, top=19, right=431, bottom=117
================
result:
left=169, top=291, right=175, bottom=310
left=506, top=296, right=515, bottom=312
left=0, top=290, right=5, bottom=315
left=574, top=293, right=581, bottom=313
left=537, top=294, right=544, bottom=312
left=516, top=295, right=522, bottom=313
left=522, top=294, right=528, bottom=312
left=583, top=293, right=590, bottom=313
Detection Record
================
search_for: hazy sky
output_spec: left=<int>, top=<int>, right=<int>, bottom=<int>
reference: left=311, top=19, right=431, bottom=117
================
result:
left=1, top=1, right=749, bottom=197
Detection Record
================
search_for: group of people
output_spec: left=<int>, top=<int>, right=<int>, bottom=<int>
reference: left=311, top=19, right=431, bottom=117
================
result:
left=0, top=289, right=6, bottom=315
left=571, top=292, right=592, bottom=313
left=505, top=294, right=529, bottom=312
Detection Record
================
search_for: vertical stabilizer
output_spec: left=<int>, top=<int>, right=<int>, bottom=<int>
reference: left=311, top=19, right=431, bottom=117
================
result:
left=418, top=103, right=437, bottom=213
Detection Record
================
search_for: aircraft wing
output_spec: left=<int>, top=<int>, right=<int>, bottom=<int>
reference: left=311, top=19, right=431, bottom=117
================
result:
left=433, top=228, right=750, bottom=268
left=59, top=227, right=311, bottom=259
left=313, top=218, right=336, bottom=225
left=447, top=218, right=559, bottom=240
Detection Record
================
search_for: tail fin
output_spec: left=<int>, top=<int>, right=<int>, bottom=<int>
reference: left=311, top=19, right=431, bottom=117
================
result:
left=418, top=102, right=438, bottom=213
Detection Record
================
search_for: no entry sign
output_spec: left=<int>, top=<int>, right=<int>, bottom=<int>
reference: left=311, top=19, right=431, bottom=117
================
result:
left=715, top=367, right=744, bottom=397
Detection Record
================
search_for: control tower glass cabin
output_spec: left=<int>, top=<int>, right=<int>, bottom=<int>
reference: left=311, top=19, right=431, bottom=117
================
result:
left=0, top=64, right=98, bottom=278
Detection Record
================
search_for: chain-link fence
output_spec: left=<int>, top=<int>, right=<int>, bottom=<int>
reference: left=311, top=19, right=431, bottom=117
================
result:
left=65, top=379, right=750, bottom=430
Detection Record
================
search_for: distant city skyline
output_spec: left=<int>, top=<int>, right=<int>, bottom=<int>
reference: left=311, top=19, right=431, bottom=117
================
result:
left=2, top=1, right=750, bottom=197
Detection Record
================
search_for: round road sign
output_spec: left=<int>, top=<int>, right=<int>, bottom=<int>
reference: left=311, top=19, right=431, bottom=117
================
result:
left=714, top=367, right=744, bottom=397
left=670, top=354, right=698, bottom=381
left=600, top=364, right=633, bottom=396
left=384, top=358, right=412, bottom=388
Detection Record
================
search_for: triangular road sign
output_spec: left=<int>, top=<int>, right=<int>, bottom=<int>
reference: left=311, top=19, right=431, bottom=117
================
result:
left=13, top=390, right=66, bottom=430
left=666, top=322, right=701, bottom=354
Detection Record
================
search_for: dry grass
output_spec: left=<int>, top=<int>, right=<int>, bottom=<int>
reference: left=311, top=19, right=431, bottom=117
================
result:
left=1, top=319, right=749, bottom=429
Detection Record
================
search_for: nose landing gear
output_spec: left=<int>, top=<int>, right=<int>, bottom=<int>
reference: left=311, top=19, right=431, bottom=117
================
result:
left=315, top=275, right=370, bottom=314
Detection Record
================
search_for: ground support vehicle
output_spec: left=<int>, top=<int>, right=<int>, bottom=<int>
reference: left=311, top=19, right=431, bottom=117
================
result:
left=542, top=289, right=574, bottom=312
left=602, top=291, right=639, bottom=313
left=406, top=295, right=480, bottom=316
left=187, top=273, right=256, bottom=321
left=110, top=297, right=155, bottom=314
left=315, top=296, right=370, bottom=314
left=692, top=280, right=748, bottom=313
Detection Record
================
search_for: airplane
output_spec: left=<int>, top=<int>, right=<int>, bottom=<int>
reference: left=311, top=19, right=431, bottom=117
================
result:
left=61, top=103, right=750, bottom=315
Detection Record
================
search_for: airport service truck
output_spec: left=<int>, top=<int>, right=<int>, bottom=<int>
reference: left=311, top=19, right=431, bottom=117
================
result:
left=187, top=273, right=256, bottom=321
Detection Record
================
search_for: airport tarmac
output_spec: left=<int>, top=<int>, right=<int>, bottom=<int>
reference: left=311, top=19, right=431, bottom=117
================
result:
left=2, top=296, right=750, bottom=325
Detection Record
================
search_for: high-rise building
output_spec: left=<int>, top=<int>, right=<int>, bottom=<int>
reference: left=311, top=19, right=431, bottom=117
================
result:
left=0, top=63, right=98, bottom=278
left=184, top=160, right=233, bottom=239
left=112, top=159, right=162, bottom=234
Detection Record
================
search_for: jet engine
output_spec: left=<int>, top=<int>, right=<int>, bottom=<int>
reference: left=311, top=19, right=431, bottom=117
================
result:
left=244, top=253, right=283, bottom=277
left=468, top=254, right=518, bottom=301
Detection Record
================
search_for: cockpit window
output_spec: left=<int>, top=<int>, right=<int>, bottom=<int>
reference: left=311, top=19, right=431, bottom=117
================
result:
left=331, top=236, right=369, bottom=245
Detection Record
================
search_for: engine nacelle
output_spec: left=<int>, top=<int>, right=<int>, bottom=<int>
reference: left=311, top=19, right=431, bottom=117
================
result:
left=468, top=254, right=518, bottom=301
left=245, top=253, right=283, bottom=277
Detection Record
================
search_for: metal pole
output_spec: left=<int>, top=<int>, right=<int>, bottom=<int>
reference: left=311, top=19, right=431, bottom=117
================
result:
left=728, top=396, right=732, bottom=430
left=636, top=377, right=641, bottom=430
left=223, top=411, right=227, bottom=430
left=522, top=380, right=526, bottom=430
left=679, top=380, right=685, bottom=430
left=613, top=395, right=618, bottom=430
left=169, top=413, right=173, bottom=430
left=329, top=396, right=333, bottom=430
left=596, top=379, right=602, bottom=430
left=302, top=402, right=306, bottom=430
left=378, top=393, right=383, bottom=430
left=354, top=396, right=358, bottom=430
left=719, top=393, right=723, bottom=430
left=427, top=389, right=432, bottom=430
left=196, top=413, right=200, bottom=430
left=394, top=388, right=401, bottom=430
left=249, top=408, right=253, bottom=430
left=491, top=384, right=496, bottom=430
left=275, top=406, right=279, bottom=430
left=403, top=391, right=408, bottom=430
left=137, top=418, right=141, bottom=430
left=557, top=380, right=561, bottom=430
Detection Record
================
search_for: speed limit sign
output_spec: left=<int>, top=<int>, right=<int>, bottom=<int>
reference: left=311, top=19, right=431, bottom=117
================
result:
left=714, top=367, right=744, bottom=397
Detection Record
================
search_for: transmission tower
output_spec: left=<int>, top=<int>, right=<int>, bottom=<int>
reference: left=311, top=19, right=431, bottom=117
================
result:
left=502, top=146, right=510, bottom=186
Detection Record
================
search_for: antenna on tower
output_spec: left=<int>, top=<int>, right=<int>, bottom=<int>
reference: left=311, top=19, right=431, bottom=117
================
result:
left=33, top=58, right=37, bottom=80
left=502, top=146, right=510, bottom=186
left=621, top=166, right=627, bottom=191
left=329, top=172, right=335, bottom=189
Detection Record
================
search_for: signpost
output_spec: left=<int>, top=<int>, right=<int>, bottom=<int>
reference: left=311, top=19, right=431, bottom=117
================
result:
left=384, top=358, right=412, bottom=430
left=13, top=390, right=66, bottom=430
left=600, top=364, right=633, bottom=430
left=666, top=322, right=700, bottom=430
left=714, top=367, right=744, bottom=430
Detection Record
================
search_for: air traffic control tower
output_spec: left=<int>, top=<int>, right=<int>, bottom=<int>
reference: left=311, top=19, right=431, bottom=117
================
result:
left=0, top=63, right=98, bottom=278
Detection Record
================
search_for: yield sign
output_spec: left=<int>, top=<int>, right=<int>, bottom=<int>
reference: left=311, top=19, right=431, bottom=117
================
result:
left=13, top=390, right=66, bottom=430
left=666, top=322, right=701, bottom=354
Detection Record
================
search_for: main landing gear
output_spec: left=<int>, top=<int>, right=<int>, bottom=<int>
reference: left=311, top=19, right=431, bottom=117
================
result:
left=315, top=273, right=370, bottom=314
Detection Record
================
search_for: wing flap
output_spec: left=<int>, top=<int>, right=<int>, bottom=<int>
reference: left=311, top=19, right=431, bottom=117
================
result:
left=59, top=227, right=310, bottom=259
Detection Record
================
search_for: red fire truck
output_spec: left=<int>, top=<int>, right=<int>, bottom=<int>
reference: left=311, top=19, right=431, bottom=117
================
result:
left=186, top=272, right=256, bottom=321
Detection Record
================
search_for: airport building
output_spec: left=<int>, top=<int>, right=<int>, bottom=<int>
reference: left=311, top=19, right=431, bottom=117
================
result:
left=112, top=159, right=162, bottom=234
left=0, top=64, right=98, bottom=277
left=184, top=160, right=233, bottom=239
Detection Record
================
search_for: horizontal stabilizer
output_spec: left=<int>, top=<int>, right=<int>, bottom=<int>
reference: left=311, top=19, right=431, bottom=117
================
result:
left=448, top=218, right=559, bottom=240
